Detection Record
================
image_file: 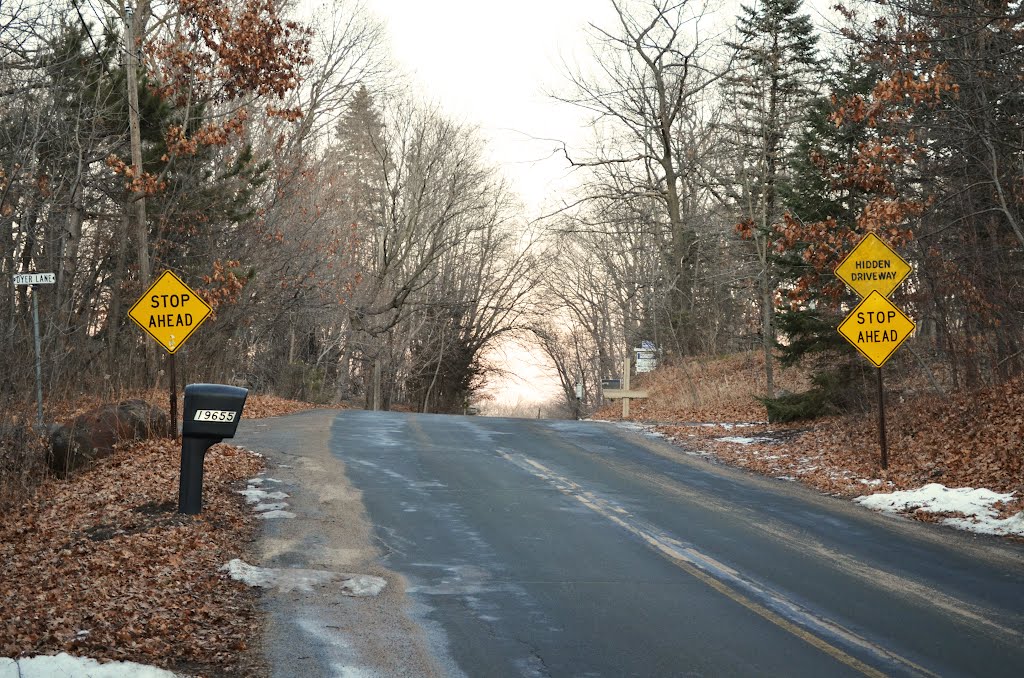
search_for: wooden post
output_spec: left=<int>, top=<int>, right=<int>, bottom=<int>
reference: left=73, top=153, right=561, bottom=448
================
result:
left=622, top=355, right=631, bottom=419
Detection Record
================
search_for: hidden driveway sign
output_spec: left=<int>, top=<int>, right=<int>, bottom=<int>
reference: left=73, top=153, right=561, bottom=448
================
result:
left=837, top=291, right=916, bottom=368
left=129, top=270, right=211, bottom=354
left=834, top=232, right=912, bottom=298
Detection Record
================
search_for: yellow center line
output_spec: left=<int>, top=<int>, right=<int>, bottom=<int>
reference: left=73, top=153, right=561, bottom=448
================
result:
left=500, top=450, right=938, bottom=678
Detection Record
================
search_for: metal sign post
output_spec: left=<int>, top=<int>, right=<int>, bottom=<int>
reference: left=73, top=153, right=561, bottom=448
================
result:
left=877, top=368, right=888, bottom=469
left=14, top=273, right=55, bottom=426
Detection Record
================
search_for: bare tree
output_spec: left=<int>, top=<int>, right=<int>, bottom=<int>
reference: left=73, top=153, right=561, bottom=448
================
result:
left=555, top=0, right=725, bottom=355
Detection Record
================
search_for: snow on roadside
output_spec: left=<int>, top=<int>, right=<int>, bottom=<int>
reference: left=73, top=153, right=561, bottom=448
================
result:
left=0, top=653, right=175, bottom=677
left=719, top=436, right=773, bottom=445
left=238, top=476, right=295, bottom=518
left=221, top=559, right=387, bottom=596
left=855, top=484, right=1024, bottom=537
left=237, top=487, right=289, bottom=503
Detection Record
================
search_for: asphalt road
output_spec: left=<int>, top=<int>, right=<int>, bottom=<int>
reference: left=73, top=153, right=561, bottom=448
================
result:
left=238, top=410, right=1024, bottom=677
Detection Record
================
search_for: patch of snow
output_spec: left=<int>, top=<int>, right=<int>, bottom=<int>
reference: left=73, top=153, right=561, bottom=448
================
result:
left=859, top=479, right=883, bottom=486
left=0, top=653, right=175, bottom=677
left=257, top=509, right=296, bottom=519
left=699, top=422, right=764, bottom=429
left=855, top=483, right=1024, bottom=537
left=776, top=476, right=797, bottom=481
left=222, top=559, right=278, bottom=587
left=237, top=487, right=289, bottom=504
left=254, top=502, right=289, bottom=512
left=719, top=436, right=772, bottom=445
left=221, top=559, right=387, bottom=596
left=340, top=575, right=388, bottom=597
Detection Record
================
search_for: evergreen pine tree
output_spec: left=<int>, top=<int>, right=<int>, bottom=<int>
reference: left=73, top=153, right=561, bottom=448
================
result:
left=723, top=0, right=821, bottom=399
left=765, top=49, right=881, bottom=422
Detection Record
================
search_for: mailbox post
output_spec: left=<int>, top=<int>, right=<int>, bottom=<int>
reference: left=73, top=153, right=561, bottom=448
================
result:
left=179, top=384, right=248, bottom=515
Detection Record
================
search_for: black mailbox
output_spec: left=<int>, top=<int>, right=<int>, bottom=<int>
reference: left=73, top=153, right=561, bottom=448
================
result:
left=178, top=383, right=248, bottom=514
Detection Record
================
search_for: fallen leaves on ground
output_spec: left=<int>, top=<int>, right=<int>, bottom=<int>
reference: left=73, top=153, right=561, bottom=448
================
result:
left=0, top=439, right=266, bottom=675
left=594, top=352, right=810, bottom=423
left=595, top=353, right=1024, bottom=537
left=242, top=394, right=322, bottom=419
left=651, top=378, right=1024, bottom=535
left=42, top=390, right=323, bottom=424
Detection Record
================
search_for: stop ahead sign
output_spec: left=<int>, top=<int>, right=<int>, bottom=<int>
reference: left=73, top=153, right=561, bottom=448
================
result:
left=837, top=291, right=916, bottom=368
left=129, top=270, right=212, bottom=354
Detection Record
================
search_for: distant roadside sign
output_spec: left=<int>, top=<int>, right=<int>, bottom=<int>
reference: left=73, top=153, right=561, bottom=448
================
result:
left=634, top=347, right=657, bottom=373
left=14, top=272, right=55, bottom=285
left=837, top=291, right=916, bottom=368
left=834, top=232, right=912, bottom=298
left=129, top=270, right=212, bottom=354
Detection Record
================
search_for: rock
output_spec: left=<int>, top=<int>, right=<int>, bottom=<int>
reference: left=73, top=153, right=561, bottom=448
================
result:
left=48, top=399, right=169, bottom=477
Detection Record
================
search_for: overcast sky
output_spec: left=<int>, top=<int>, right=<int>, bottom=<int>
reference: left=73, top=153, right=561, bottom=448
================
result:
left=359, top=0, right=622, bottom=222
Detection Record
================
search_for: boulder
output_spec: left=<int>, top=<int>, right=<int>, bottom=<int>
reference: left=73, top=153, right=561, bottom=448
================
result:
left=49, top=399, right=169, bottom=477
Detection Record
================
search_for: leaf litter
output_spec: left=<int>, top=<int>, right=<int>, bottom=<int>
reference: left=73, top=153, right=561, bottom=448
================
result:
left=0, top=439, right=266, bottom=675
left=601, top=359, right=1024, bottom=540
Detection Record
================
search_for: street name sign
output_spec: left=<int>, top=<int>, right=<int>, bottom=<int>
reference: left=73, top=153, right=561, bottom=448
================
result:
left=14, top=272, right=55, bottom=285
left=129, top=270, right=212, bottom=354
left=837, top=291, right=916, bottom=368
left=834, top=232, right=912, bottom=298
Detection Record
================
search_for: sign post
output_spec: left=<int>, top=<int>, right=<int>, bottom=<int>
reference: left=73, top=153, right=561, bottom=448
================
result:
left=834, top=234, right=915, bottom=470
left=601, top=356, right=650, bottom=418
left=14, top=273, right=55, bottom=426
left=129, top=271, right=212, bottom=437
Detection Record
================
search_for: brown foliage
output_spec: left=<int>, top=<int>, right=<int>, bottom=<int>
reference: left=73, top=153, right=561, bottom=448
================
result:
left=596, top=355, right=1024, bottom=533
left=0, top=440, right=266, bottom=673
left=594, top=352, right=811, bottom=423
left=242, top=393, right=323, bottom=419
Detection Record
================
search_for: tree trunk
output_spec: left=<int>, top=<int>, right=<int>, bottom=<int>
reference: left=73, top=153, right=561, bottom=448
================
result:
left=125, top=6, right=151, bottom=288
left=107, top=212, right=130, bottom=377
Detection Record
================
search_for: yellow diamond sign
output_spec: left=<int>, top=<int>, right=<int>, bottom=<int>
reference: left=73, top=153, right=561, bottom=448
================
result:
left=834, top=232, right=912, bottom=298
left=838, top=291, right=916, bottom=368
left=129, top=270, right=211, bottom=354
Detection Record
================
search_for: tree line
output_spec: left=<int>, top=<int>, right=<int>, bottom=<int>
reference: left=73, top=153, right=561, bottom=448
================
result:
left=3, top=0, right=1022, bottom=425
left=1, top=0, right=538, bottom=417
left=539, top=0, right=1024, bottom=420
